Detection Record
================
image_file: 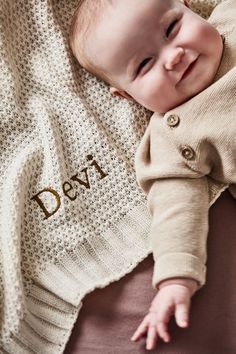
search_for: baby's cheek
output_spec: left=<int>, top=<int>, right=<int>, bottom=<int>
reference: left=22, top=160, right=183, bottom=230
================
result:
left=132, top=69, right=172, bottom=111
left=139, top=86, right=169, bottom=113
left=142, top=76, right=163, bottom=102
left=139, top=88, right=161, bottom=111
left=193, top=20, right=217, bottom=46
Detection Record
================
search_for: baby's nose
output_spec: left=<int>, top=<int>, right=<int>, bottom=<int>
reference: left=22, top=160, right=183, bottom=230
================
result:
left=165, top=47, right=185, bottom=70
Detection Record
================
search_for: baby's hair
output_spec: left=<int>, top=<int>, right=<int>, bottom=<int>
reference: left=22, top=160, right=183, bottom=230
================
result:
left=69, top=0, right=116, bottom=86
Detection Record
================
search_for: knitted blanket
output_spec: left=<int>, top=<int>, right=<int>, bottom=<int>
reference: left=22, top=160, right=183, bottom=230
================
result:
left=0, top=0, right=226, bottom=353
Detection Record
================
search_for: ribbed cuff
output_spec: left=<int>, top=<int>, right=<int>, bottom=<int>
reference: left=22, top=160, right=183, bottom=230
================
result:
left=152, top=253, right=206, bottom=289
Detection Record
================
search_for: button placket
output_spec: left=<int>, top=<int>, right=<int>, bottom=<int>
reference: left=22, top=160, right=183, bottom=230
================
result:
left=166, top=114, right=195, bottom=161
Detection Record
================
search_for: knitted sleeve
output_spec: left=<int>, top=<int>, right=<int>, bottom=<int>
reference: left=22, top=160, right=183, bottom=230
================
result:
left=135, top=114, right=211, bottom=289
left=147, top=177, right=209, bottom=289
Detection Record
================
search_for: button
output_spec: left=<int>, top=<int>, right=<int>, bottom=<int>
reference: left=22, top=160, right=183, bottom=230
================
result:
left=167, top=114, right=180, bottom=127
left=181, top=145, right=195, bottom=160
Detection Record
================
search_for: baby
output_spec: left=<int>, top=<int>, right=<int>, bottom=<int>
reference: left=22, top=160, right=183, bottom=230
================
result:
left=70, top=0, right=236, bottom=350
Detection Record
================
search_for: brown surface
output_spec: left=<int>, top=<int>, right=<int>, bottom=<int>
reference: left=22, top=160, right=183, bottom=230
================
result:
left=64, top=190, right=236, bottom=354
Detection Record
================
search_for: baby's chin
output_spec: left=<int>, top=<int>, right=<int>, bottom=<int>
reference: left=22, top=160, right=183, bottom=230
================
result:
left=151, top=96, right=198, bottom=114
left=156, top=81, right=213, bottom=113
left=146, top=89, right=198, bottom=113
left=150, top=98, right=189, bottom=114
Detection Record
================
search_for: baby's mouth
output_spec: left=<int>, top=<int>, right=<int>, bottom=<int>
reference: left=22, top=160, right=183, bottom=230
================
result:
left=180, top=57, right=199, bottom=81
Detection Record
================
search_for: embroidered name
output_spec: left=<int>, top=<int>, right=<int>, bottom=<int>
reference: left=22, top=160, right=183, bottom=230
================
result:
left=31, top=155, right=108, bottom=219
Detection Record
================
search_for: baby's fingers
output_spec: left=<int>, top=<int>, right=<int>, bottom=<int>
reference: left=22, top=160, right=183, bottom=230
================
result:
left=131, top=317, right=149, bottom=341
left=157, top=321, right=170, bottom=343
left=175, top=302, right=190, bottom=328
left=146, top=325, right=158, bottom=350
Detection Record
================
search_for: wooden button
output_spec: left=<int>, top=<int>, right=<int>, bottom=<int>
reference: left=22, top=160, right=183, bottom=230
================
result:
left=167, top=114, right=180, bottom=127
left=181, top=146, right=195, bottom=160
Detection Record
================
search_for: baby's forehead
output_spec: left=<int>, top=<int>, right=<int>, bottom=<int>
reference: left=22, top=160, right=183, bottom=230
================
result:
left=91, top=0, right=175, bottom=48
left=103, top=0, right=174, bottom=21
left=85, top=0, right=177, bottom=76
left=94, top=0, right=175, bottom=38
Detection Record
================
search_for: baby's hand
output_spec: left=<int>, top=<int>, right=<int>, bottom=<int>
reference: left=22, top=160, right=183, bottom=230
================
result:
left=131, top=278, right=198, bottom=350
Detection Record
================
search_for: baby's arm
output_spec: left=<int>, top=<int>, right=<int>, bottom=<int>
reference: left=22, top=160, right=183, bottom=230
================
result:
left=131, top=277, right=198, bottom=350
left=131, top=177, right=209, bottom=349
left=149, top=177, right=209, bottom=289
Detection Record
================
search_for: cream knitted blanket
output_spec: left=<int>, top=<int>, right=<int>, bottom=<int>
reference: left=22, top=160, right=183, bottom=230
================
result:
left=0, top=0, right=226, bottom=353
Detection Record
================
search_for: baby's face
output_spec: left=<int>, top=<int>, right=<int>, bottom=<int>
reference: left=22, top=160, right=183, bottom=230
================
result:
left=87, top=0, right=223, bottom=113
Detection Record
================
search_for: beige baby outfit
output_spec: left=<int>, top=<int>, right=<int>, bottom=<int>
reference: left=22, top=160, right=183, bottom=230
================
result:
left=135, top=0, right=236, bottom=289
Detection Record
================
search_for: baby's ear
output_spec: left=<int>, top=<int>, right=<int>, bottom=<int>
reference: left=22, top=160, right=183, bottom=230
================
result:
left=110, top=87, right=133, bottom=101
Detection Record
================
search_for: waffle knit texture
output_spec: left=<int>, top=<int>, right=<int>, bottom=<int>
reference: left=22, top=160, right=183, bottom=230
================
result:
left=135, top=0, right=235, bottom=289
left=0, top=0, right=226, bottom=353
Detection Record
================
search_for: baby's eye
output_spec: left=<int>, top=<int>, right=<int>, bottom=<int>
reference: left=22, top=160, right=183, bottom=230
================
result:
left=166, top=19, right=179, bottom=37
left=137, top=57, right=152, bottom=75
